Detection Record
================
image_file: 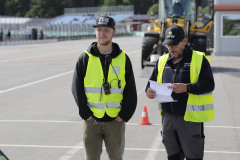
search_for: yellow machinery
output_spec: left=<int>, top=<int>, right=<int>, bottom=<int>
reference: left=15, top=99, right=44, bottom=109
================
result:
left=141, top=0, right=214, bottom=68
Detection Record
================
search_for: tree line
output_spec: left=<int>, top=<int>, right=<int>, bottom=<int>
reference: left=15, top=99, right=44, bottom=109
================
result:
left=0, top=0, right=158, bottom=18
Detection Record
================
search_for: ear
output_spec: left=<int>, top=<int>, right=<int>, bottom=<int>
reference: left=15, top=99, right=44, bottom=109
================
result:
left=182, top=37, right=188, bottom=46
left=183, top=37, right=187, bottom=43
left=113, top=29, right=116, bottom=36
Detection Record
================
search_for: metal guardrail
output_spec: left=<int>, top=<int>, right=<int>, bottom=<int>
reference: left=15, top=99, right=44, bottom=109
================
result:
left=0, top=17, right=132, bottom=44
left=0, top=6, right=136, bottom=44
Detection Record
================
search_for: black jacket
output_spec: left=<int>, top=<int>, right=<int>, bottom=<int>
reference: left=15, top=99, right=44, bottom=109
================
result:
left=146, top=44, right=215, bottom=115
left=72, top=42, right=137, bottom=122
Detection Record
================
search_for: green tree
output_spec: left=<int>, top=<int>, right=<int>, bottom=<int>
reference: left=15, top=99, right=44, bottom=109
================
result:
left=102, top=0, right=154, bottom=14
left=4, top=0, right=18, bottom=16
left=0, top=0, right=6, bottom=15
left=62, top=0, right=73, bottom=8
left=102, top=0, right=130, bottom=6
left=122, top=0, right=131, bottom=4
left=63, top=0, right=101, bottom=8
left=103, top=0, right=117, bottom=6
left=131, top=0, right=153, bottom=14
left=147, top=3, right=158, bottom=15
left=4, top=0, right=31, bottom=17
left=0, top=0, right=155, bottom=18
left=26, top=0, right=64, bottom=18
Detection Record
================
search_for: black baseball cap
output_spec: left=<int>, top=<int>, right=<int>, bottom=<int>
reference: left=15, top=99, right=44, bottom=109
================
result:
left=92, top=16, right=116, bottom=29
left=162, top=25, right=185, bottom=45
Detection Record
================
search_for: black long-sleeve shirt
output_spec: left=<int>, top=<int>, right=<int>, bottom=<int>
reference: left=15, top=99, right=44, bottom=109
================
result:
left=146, top=44, right=215, bottom=115
left=72, top=42, right=137, bottom=122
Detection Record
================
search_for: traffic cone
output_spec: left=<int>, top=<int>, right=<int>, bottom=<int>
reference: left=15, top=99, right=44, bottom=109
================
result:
left=138, top=106, right=151, bottom=125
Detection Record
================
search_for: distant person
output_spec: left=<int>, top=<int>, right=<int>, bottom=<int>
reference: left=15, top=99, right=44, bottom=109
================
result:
left=172, top=1, right=184, bottom=17
left=72, top=16, right=137, bottom=160
left=131, top=26, right=134, bottom=36
left=31, top=28, right=34, bottom=40
left=146, top=25, right=215, bottom=160
left=39, top=29, right=44, bottom=40
left=0, top=28, right=3, bottom=41
left=28, top=28, right=32, bottom=40
left=34, top=28, right=38, bottom=40
left=32, top=27, right=37, bottom=40
left=7, top=30, right=11, bottom=42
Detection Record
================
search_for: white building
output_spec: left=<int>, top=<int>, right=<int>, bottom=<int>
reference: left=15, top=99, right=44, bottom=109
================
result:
left=214, top=0, right=240, bottom=56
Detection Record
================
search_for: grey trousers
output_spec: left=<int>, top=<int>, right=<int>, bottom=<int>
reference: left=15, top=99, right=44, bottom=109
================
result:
left=162, top=112, right=205, bottom=159
left=82, top=119, right=125, bottom=160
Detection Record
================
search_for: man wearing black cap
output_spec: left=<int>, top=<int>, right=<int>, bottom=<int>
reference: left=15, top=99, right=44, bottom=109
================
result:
left=72, top=16, right=137, bottom=160
left=145, top=25, right=215, bottom=160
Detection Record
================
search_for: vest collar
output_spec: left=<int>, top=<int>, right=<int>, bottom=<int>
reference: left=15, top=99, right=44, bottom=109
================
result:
left=87, top=42, right=122, bottom=59
left=167, top=43, right=193, bottom=64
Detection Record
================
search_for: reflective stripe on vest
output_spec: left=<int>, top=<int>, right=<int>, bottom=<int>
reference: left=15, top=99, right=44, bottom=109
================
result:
left=186, top=104, right=214, bottom=111
left=84, top=51, right=126, bottom=118
left=88, top=102, right=121, bottom=109
left=156, top=51, right=214, bottom=122
left=88, top=102, right=105, bottom=109
left=85, top=87, right=123, bottom=94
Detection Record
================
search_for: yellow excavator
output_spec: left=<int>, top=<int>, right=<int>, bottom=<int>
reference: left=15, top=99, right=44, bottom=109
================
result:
left=141, top=0, right=214, bottom=68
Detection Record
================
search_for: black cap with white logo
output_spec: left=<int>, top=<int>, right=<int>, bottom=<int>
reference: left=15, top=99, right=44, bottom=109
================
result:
left=162, top=25, right=185, bottom=45
left=92, top=16, right=116, bottom=29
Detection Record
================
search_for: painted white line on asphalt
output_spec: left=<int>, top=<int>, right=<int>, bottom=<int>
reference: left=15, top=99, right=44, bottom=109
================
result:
left=58, top=142, right=83, bottom=160
left=0, top=49, right=140, bottom=63
left=1, top=144, right=240, bottom=155
left=205, top=125, right=240, bottom=129
left=0, top=120, right=81, bottom=123
left=0, top=120, right=240, bottom=129
left=128, top=123, right=240, bottom=129
left=204, top=150, right=240, bottom=154
left=0, top=49, right=80, bottom=63
left=0, top=144, right=83, bottom=149
left=129, top=123, right=240, bottom=129
left=144, top=128, right=162, bottom=160
left=0, top=70, right=73, bottom=94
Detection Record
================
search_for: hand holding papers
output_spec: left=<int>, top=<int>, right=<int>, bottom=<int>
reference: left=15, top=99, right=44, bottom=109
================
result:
left=149, top=80, right=177, bottom=103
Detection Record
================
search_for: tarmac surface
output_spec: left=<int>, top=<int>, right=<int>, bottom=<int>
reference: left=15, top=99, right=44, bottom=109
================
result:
left=0, top=37, right=240, bottom=160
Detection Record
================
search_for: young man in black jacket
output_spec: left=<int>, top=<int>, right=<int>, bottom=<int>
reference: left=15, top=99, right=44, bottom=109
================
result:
left=72, top=16, right=137, bottom=160
left=146, top=25, right=215, bottom=160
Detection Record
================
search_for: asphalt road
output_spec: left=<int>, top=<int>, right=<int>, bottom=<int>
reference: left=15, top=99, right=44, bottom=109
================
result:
left=0, top=37, right=240, bottom=160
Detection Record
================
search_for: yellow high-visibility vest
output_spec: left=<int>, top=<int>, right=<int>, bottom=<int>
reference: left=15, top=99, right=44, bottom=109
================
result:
left=157, top=50, right=214, bottom=122
left=84, top=51, right=126, bottom=118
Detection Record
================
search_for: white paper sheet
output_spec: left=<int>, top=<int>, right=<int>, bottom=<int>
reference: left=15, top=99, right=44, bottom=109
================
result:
left=149, top=80, right=177, bottom=103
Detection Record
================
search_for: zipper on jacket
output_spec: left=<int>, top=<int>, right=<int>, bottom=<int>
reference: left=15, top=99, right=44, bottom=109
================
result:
left=171, top=68, right=177, bottom=113
left=104, top=59, right=107, bottom=82
left=172, top=68, right=177, bottom=83
left=171, top=62, right=180, bottom=113
left=100, top=59, right=108, bottom=102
